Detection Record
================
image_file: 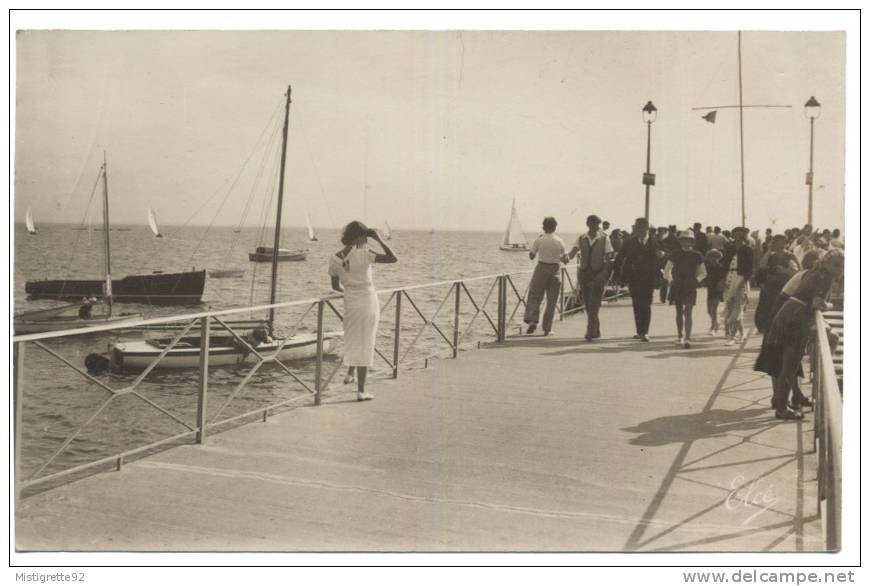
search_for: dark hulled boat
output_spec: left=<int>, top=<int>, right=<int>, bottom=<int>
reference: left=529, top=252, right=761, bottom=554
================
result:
left=26, top=270, right=206, bottom=305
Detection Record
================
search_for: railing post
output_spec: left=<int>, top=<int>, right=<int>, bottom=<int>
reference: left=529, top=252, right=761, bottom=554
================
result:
left=496, top=275, right=506, bottom=343
left=195, top=317, right=210, bottom=444
left=453, top=282, right=461, bottom=358
left=314, top=299, right=325, bottom=406
left=13, top=341, right=24, bottom=503
left=393, top=290, right=402, bottom=378
left=559, top=268, right=566, bottom=322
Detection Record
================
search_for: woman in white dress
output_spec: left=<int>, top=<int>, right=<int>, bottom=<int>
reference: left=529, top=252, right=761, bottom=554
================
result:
left=329, top=221, right=397, bottom=401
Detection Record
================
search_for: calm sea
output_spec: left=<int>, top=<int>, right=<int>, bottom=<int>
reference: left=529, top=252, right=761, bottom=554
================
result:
left=14, top=223, right=576, bottom=482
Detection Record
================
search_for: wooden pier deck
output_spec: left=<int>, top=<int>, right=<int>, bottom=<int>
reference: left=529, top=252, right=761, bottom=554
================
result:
left=16, top=294, right=823, bottom=552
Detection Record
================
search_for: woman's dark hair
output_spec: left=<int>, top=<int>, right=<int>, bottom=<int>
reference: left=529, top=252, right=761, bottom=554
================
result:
left=341, top=220, right=370, bottom=246
left=542, top=217, right=557, bottom=233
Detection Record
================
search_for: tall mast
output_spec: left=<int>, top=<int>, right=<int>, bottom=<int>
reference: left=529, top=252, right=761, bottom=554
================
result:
left=101, top=151, right=113, bottom=316
left=268, top=85, right=292, bottom=330
left=737, top=31, right=746, bottom=228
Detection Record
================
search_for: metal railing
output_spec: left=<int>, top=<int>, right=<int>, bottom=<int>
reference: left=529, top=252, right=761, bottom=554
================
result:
left=811, top=309, right=843, bottom=551
left=12, top=268, right=549, bottom=500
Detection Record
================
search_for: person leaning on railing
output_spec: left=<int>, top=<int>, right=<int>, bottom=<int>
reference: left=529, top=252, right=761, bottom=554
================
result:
left=753, top=249, right=844, bottom=420
left=523, top=216, right=567, bottom=336
left=329, top=221, right=398, bottom=402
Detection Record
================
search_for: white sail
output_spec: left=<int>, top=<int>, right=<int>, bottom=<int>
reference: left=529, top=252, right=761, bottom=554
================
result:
left=148, top=207, right=163, bottom=238
left=383, top=221, right=392, bottom=240
left=502, top=198, right=528, bottom=246
left=306, top=211, right=317, bottom=241
left=25, top=207, right=36, bottom=234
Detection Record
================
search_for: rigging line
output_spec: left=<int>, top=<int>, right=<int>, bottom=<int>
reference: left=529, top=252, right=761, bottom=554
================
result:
left=222, top=112, right=285, bottom=264
left=184, top=101, right=285, bottom=268
left=249, top=147, right=283, bottom=308
left=61, top=167, right=104, bottom=284
left=254, top=138, right=282, bottom=249
left=176, top=97, right=285, bottom=230
left=297, top=114, right=339, bottom=232
left=234, top=112, right=283, bottom=230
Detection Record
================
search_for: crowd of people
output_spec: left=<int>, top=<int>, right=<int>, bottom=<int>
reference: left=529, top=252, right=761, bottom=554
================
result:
left=522, top=215, right=844, bottom=421
left=324, top=217, right=843, bottom=420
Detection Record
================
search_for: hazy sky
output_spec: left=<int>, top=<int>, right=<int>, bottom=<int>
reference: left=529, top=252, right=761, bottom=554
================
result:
left=14, top=30, right=846, bottom=233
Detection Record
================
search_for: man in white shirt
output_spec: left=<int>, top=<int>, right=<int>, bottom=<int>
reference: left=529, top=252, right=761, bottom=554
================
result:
left=524, top=217, right=567, bottom=335
left=566, top=214, right=614, bottom=340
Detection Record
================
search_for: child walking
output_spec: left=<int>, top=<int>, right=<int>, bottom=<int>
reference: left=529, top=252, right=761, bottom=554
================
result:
left=703, top=249, right=727, bottom=335
left=664, top=231, right=707, bottom=348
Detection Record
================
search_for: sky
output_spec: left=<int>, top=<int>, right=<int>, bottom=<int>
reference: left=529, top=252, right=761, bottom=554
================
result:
left=14, top=29, right=846, bottom=234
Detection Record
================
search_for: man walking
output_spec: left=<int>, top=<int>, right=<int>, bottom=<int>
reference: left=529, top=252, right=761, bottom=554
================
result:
left=523, top=217, right=566, bottom=336
left=722, top=226, right=754, bottom=344
left=614, top=217, right=660, bottom=341
left=566, top=214, right=613, bottom=341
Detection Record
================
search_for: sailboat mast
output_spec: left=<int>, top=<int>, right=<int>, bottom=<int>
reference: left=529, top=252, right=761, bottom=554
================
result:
left=101, top=151, right=113, bottom=316
left=268, top=85, right=292, bottom=330
left=737, top=31, right=746, bottom=228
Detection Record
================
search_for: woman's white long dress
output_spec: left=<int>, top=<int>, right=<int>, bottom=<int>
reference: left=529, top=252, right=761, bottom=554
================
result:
left=329, top=246, right=380, bottom=367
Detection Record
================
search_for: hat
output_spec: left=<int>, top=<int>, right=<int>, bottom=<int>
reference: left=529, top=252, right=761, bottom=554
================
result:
left=705, top=248, right=723, bottom=260
left=586, top=214, right=602, bottom=225
left=678, top=230, right=695, bottom=240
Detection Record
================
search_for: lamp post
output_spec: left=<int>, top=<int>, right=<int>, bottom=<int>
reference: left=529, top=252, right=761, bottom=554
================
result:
left=804, top=96, right=821, bottom=227
left=642, top=101, right=658, bottom=222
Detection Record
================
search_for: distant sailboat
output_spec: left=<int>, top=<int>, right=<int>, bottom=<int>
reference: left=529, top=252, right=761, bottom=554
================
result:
left=25, top=207, right=37, bottom=235
left=383, top=221, right=392, bottom=240
left=148, top=207, right=164, bottom=238
left=499, top=198, right=529, bottom=251
left=306, top=211, right=318, bottom=242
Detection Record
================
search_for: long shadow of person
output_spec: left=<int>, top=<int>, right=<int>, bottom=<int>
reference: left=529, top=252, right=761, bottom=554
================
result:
left=622, top=407, right=771, bottom=447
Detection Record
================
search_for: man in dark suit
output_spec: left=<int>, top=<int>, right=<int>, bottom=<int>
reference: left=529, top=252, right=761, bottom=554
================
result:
left=614, top=217, right=661, bottom=341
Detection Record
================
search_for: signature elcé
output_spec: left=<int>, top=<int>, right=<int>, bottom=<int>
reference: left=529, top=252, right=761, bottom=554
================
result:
left=724, top=475, right=779, bottom=525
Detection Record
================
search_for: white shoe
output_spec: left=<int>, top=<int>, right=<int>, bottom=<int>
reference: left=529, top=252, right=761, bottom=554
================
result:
left=725, top=338, right=736, bottom=346
left=708, top=329, right=715, bottom=336
left=677, top=336, right=684, bottom=346
left=684, top=339, right=691, bottom=349
left=357, top=391, right=375, bottom=401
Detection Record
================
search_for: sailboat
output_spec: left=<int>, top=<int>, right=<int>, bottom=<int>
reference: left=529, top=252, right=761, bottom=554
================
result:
left=25, top=159, right=206, bottom=305
left=25, top=207, right=37, bottom=235
left=148, top=207, right=164, bottom=238
left=15, top=155, right=143, bottom=334
left=104, top=85, right=341, bottom=371
left=383, top=221, right=392, bottom=240
left=499, top=198, right=529, bottom=251
left=306, top=211, right=318, bottom=242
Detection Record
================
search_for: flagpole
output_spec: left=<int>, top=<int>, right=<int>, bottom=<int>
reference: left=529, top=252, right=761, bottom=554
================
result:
left=738, top=31, right=746, bottom=228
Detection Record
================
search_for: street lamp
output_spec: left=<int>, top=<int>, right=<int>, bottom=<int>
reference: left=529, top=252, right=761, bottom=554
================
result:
left=804, top=96, right=821, bottom=227
left=642, top=101, right=657, bottom=222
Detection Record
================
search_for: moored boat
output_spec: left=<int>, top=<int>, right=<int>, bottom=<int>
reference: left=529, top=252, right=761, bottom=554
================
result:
left=108, top=331, right=341, bottom=370
left=248, top=246, right=307, bottom=262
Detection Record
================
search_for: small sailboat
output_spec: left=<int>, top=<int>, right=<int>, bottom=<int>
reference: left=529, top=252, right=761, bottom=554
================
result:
left=499, top=198, right=529, bottom=251
left=148, top=207, right=164, bottom=238
left=25, top=207, right=37, bottom=235
left=26, top=158, right=206, bottom=305
left=102, top=85, right=340, bottom=371
left=306, top=211, right=318, bottom=242
left=17, top=155, right=144, bottom=334
left=383, top=221, right=392, bottom=240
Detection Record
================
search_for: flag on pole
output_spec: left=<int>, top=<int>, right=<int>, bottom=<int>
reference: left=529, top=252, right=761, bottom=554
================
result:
left=702, top=111, right=717, bottom=123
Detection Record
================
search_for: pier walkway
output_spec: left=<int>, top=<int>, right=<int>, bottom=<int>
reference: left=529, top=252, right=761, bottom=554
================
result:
left=16, top=296, right=822, bottom=552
